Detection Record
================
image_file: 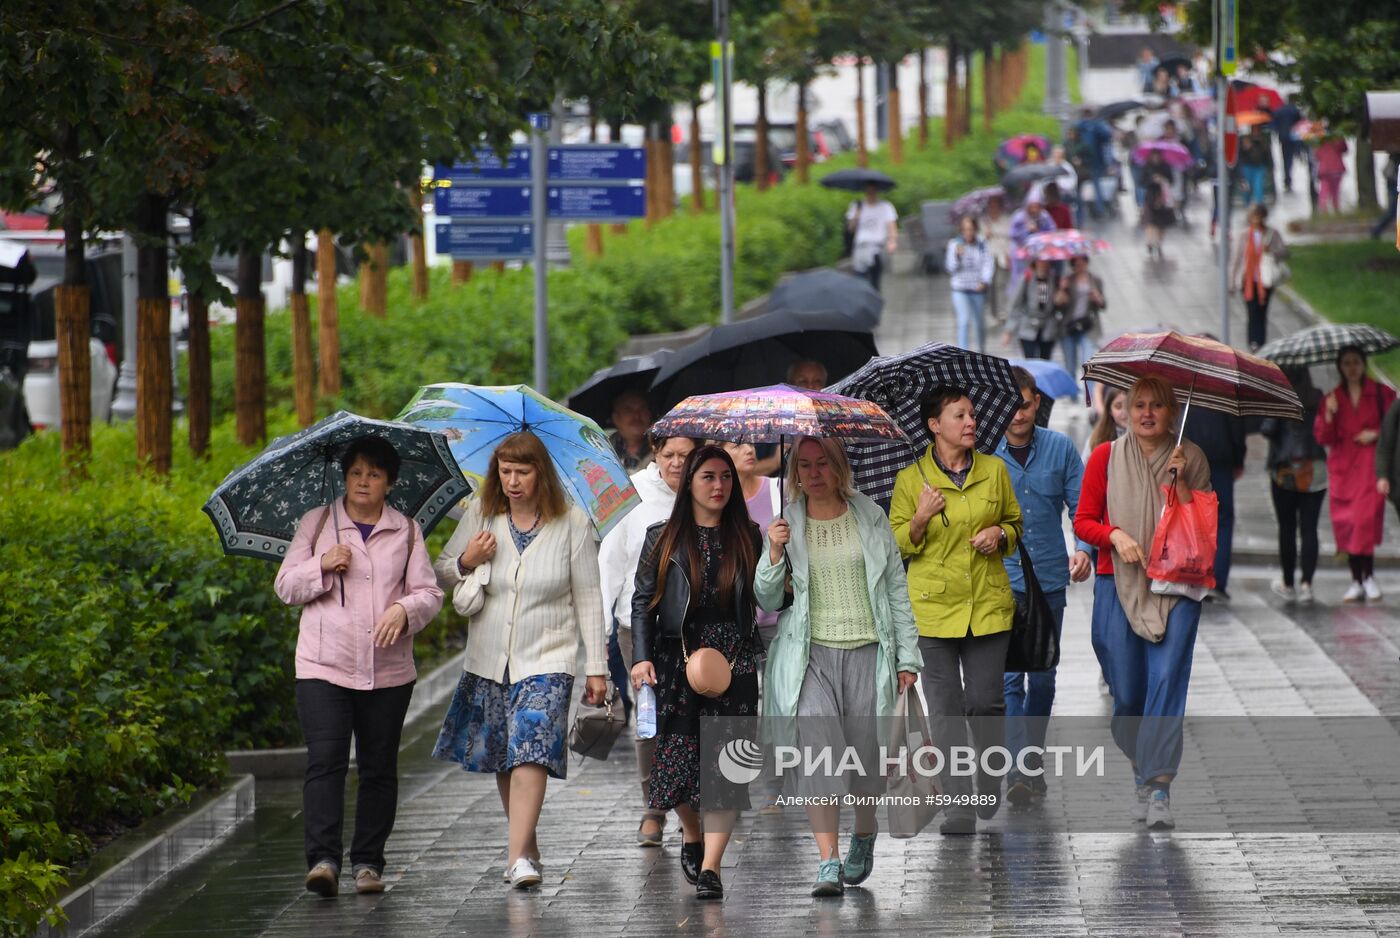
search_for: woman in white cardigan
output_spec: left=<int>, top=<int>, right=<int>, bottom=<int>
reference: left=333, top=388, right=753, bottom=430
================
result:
left=432, top=431, right=607, bottom=889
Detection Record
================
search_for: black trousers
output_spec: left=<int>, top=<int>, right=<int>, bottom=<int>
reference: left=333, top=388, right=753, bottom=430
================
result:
left=1020, top=338, right=1055, bottom=360
left=1245, top=288, right=1272, bottom=350
left=861, top=253, right=884, bottom=293
left=1269, top=482, right=1325, bottom=587
left=296, top=678, right=414, bottom=872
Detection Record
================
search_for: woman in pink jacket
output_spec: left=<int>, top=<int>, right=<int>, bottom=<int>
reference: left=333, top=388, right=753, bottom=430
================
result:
left=1314, top=137, right=1348, bottom=214
left=274, top=435, right=444, bottom=898
left=1314, top=347, right=1397, bottom=602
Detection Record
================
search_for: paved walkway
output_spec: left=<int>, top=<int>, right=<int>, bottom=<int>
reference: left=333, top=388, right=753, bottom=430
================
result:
left=92, top=69, right=1400, bottom=938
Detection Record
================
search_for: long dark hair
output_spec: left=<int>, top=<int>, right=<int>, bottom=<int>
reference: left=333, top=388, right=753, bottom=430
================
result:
left=647, top=445, right=756, bottom=610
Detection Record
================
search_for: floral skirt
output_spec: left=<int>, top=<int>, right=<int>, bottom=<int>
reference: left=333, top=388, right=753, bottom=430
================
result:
left=647, top=608, right=760, bottom=813
left=432, top=669, right=574, bottom=780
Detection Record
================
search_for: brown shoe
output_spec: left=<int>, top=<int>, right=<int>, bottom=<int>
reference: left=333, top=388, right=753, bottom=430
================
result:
left=354, top=866, right=384, bottom=894
left=305, top=860, right=339, bottom=897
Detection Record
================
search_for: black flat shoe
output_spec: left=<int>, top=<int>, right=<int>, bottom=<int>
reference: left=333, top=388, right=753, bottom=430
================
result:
left=940, top=814, right=976, bottom=835
left=680, top=842, right=703, bottom=885
left=695, top=869, right=723, bottom=900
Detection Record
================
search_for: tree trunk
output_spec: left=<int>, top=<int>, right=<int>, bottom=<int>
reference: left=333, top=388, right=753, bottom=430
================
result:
left=289, top=231, right=315, bottom=427
left=645, top=126, right=660, bottom=226
left=659, top=134, right=676, bottom=217
left=585, top=224, right=605, bottom=256
left=409, top=190, right=428, bottom=302
left=55, top=208, right=90, bottom=462
left=235, top=248, right=266, bottom=447
left=135, top=194, right=171, bottom=475
left=451, top=260, right=474, bottom=283
left=315, top=229, right=341, bottom=398
left=690, top=102, right=707, bottom=208
left=186, top=287, right=209, bottom=458
left=944, top=43, right=959, bottom=148
left=795, top=84, right=812, bottom=183
left=755, top=83, right=770, bottom=191
left=855, top=61, right=869, bottom=168
left=962, top=51, right=974, bottom=137
left=984, top=45, right=997, bottom=130
left=360, top=242, right=388, bottom=316
left=1356, top=137, right=1379, bottom=212
left=492, top=260, right=506, bottom=274
left=887, top=62, right=903, bottom=165
left=917, top=51, right=929, bottom=150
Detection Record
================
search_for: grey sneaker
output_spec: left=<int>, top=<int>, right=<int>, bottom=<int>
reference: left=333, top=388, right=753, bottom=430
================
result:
left=1131, top=784, right=1151, bottom=822
left=1298, top=582, right=1315, bottom=605
left=842, top=833, right=876, bottom=886
left=305, top=859, right=339, bottom=897
left=810, top=857, right=844, bottom=897
left=1145, top=789, right=1175, bottom=830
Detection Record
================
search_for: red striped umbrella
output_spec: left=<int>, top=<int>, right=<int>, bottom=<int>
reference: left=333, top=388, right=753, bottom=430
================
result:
left=1015, top=228, right=1111, bottom=262
left=1082, top=331, right=1303, bottom=431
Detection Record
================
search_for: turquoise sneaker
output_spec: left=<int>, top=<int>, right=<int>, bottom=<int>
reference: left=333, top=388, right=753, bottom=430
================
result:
left=842, top=832, right=877, bottom=886
left=810, top=857, right=844, bottom=897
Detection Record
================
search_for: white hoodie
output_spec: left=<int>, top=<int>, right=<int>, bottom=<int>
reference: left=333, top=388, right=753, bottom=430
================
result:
left=598, top=462, right=679, bottom=634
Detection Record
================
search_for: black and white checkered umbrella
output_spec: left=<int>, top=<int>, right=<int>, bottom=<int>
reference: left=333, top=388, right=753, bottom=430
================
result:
left=1257, top=324, right=1400, bottom=368
left=826, top=343, right=1022, bottom=503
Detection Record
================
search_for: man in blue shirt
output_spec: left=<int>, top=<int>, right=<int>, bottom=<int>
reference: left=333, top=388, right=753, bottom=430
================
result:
left=997, top=367, right=1093, bottom=804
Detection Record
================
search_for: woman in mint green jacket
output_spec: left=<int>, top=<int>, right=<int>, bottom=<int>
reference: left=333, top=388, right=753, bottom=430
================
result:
left=755, top=437, right=922, bottom=899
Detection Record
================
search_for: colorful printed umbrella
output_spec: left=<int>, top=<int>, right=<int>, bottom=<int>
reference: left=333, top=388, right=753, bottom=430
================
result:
left=1236, top=109, right=1272, bottom=129
left=827, top=343, right=1023, bottom=503
left=203, top=410, right=471, bottom=567
left=1291, top=119, right=1326, bottom=142
left=1082, top=332, right=1303, bottom=440
left=1132, top=140, right=1196, bottom=169
left=996, top=134, right=1051, bottom=165
left=650, top=384, right=907, bottom=446
left=395, top=384, right=640, bottom=539
left=1257, top=324, right=1400, bottom=368
left=948, top=186, right=1007, bottom=223
left=1015, top=228, right=1111, bottom=262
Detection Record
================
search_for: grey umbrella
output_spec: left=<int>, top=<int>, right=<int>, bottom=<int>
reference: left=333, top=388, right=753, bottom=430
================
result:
left=767, top=269, right=883, bottom=328
left=566, top=349, right=674, bottom=426
left=1001, top=163, right=1071, bottom=189
left=820, top=168, right=897, bottom=192
left=1257, top=324, right=1400, bottom=368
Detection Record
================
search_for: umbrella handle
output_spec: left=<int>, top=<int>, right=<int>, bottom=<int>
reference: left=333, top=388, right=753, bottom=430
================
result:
left=329, top=462, right=346, bottom=607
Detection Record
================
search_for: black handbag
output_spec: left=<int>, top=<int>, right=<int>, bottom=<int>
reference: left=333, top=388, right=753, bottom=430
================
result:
left=1005, top=540, right=1060, bottom=673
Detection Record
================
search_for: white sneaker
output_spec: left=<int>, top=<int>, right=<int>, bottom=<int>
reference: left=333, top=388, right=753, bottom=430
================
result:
left=1145, top=789, right=1175, bottom=830
left=508, top=857, right=541, bottom=889
left=1343, top=581, right=1366, bottom=603
left=1363, top=577, right=1383, bottom=601
left=503, top=858, right=543, bottom=883
left=1298, top=583, right=1314, bottom=605
left=1270, top=581, right=1296, bottom=603
left=1131, top=783, right=1151, bottom=822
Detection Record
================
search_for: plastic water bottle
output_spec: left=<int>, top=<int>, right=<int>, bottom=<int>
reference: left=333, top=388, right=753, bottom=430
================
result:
left=636, top=684, right=657, bottom=740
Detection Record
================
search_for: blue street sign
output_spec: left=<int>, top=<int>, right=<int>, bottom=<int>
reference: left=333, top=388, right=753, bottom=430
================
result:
left=547, top=145, right=647, bottom=182
left=434, top=222, right=534, bottom=259
left=433, top=148, right=531, bottom=183
left=433, top=185, right=532, bottom=219
left=529, top=112, right=551, bottom=130
left=546, top=185, right=646, bottom=221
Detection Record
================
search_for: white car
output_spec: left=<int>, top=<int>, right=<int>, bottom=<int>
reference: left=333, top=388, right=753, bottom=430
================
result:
left=23, top=338, right=118, bottom=430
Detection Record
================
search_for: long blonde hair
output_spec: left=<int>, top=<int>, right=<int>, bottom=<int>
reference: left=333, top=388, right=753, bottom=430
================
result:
left=786, top=436, right=857, bottom=502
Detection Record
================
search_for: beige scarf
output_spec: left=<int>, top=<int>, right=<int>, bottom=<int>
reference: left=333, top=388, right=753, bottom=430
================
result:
left=1106, top=434, right=1211, bottom=642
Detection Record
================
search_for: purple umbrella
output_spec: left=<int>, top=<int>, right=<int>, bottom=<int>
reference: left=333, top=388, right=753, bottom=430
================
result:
left=947, top=186, right=1007, bottom=223
left=1014, top=228, right=1111, bottom=262
left=1132, top=140, right=1195, bottom=169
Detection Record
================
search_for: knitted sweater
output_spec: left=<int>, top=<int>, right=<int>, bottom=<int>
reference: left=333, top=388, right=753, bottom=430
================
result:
left=807, top=509, right=878, bottom=648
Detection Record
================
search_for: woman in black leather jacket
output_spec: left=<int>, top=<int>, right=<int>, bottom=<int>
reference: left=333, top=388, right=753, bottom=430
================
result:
left=630, top=444, right=762, bottom=901
left=1260, top=365, right=1327, bottom=604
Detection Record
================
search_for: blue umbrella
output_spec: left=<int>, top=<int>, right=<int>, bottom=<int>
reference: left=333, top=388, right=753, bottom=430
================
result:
left=1010, top=358, right=1078, bottom=399
left=396, top=384, right=640, bottom=539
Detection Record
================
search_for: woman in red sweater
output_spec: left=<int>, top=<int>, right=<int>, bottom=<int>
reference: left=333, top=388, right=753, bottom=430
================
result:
left=1074, top=376, right=1212, bottom=833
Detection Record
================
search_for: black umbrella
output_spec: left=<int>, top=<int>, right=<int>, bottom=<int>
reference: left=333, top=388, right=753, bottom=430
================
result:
left=819, top=168, right=897, bottom=192
left=1001, top=163, right=1070, bottom=189
left=767, top=270, right=883, bottom=328
left=649, top=309, right=878, bottom=411
left=1157, top=54, right=1192, bottom=76
left=565, top=349, right=673, bottom=426
left=1094, top=99, right=1146, bottom=121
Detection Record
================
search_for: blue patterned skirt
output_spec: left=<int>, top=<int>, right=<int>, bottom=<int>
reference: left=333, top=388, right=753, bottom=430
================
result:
left=432, top=670, right=575, bottom=780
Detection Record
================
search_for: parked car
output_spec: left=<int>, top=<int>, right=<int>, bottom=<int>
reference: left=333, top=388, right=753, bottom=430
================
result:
left=675, top=134, right=789, bottom=193
left=23, top=337, right=119, bottom=431
left=736, top=122, right=833, bottom=168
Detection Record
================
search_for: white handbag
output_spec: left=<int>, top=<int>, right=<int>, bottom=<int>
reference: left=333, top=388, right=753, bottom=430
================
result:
left=452, top=561, right=491, bottom=616
left=1259, top=249, right=1291, bottom=289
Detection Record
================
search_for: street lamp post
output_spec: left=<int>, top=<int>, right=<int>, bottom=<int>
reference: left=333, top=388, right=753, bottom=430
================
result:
left=714, top=0, right=736, bottom=324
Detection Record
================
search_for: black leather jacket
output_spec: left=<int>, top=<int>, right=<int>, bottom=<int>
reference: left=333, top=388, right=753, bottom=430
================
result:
left=630, top=520, right=762, bottom=664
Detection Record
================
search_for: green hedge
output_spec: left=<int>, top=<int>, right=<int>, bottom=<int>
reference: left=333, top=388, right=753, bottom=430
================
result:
left=3, top=46, right=1057, bottom=937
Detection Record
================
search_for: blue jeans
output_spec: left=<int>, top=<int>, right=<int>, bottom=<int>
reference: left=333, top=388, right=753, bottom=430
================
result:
left=1241, top=164, right=1269, bottom=205
left=1090, top=576, right=1201, bottom=781
left=951, top=289, right=987, bottom=351
left=1210, top=466, right=1236, bottom=591
left=1059, top=332, right=1096, bottom=382
left=1004, top=590, right=1067, bottom=779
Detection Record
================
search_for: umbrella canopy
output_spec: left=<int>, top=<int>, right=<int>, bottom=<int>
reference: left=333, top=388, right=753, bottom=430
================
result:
left=948, top=186, right=1007, bottom=223
left=1001, top=162, right=1070, bottom=189
left=819, top=168, right=897, bottom=192
left=1179, top=93, right=1216, bottom=120
left=395, top=384, right=640, bottom=539
left=1010, top=358, right=1078, bottom=400
left=1291, top=119, right=1326, bottom=142
left=1232, top=81, right=1284, bottom=113
left=566, top=350, right=673, bottom=426
left=1157, top=54, right=1192, bottom=76
left=650, top=384, right=907, bottom=446
left=1015, top=228, right=1111, bottom=262
left=1257, top=324, right=1400, bottom=368
left=1132, top=140, right=1196, bottom=169
left=1095, top=99, right=1147, bottom=121
left=995, top=134, right=1052, bottom=170
left=767, top=269, right=883, bottom=328
left=649, top=308, right=878, bottom=411
left=1236, top=109, right=1272, bottom=129
left=1082, top=331, right=1303, bottom=422
left=827, top=343, right=1023, bottom=502
left=203, top=410, right=471, bottom=563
